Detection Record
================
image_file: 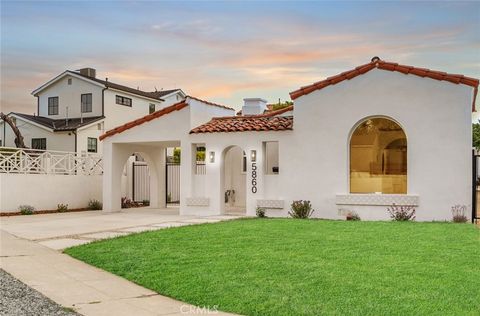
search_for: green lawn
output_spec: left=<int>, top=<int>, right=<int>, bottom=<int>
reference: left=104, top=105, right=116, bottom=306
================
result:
left=65, top=219, right=480, bottom=315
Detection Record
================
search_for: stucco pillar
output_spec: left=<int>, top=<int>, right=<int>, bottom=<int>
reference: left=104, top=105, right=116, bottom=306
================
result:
left=205, top=145, right=222, bottom=214
left=103, top=142, right=131, bottom=212
left=179, top=141, right=193, bottom=214
left=142, top=147, right=166, bottom=209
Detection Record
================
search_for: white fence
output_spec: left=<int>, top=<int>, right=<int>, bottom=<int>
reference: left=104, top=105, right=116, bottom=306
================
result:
left=0, top=147, right=103, bottom=175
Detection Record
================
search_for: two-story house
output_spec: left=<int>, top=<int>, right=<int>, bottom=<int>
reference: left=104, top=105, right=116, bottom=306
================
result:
left=0, top=68, right=186, bottom=154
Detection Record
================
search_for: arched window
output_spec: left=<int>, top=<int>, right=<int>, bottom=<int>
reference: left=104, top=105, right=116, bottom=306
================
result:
left=350, top=118, right=407, bottom=194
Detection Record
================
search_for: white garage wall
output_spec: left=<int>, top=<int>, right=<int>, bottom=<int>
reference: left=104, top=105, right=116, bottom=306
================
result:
left=0, top=174, right=102, bottom=212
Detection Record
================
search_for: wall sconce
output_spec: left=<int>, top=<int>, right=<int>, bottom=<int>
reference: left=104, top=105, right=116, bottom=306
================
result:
left=209, top=151, right=215, bottom=163
left=250, top=150, right=257, bottom=162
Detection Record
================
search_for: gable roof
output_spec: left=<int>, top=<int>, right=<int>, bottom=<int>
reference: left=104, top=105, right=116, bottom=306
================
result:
left=190, top=105, right=294, bottom=134
left=32, top=70, right=167, bottom=102
left=289, top=57, right=479, bottom=111
left=72, top=71, right=165, bottom=101
left=99, top=96, right=234, bottom=141
left=149, top=89, right=185, bottom=99
left=11, top=112, right=104, bottom=132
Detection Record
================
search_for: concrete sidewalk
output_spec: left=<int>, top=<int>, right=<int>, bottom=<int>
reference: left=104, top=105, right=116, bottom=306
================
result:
left=0, top=209, right=240, bottom=315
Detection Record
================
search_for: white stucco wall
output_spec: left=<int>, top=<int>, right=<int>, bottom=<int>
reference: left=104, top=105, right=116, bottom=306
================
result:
left=76, top=121, right=104, bottom=155
left=162, top=92, right=184, bottom=107
left=37, top=74, right=104, bottom=119
left=0, top=173, right=102, bottom=212
left=0, top=118, right=75, bottom=151
left=103, top=89, right=163, bottom=130
left=286, top=69, right=473, bottom=221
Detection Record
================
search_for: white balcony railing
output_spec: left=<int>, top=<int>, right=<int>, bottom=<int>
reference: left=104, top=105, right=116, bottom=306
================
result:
left=0, top=147, right=103, bottom=175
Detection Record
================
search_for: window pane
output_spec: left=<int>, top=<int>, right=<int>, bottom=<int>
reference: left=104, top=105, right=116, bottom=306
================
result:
left=32, top=138, right=46, bottom=150
left=87, top=137, right=97, bottom=153
left=48, top=97, right=58, bottom=115
left=350, top=118, right=407, bottom=194
left=265, top=141, right=279, bottom=174
left=149, top=103, right=155, bottom=114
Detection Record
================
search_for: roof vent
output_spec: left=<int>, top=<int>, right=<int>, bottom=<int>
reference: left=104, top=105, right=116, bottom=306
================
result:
left=371, top=56, right=381, bottom=63
left=78, top=68, right=96, bottom=78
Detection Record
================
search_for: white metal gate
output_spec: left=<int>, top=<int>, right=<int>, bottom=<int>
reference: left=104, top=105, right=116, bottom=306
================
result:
left=166, top=163, right=180, bottom=204
left=132, top=162, right=150, bottom=202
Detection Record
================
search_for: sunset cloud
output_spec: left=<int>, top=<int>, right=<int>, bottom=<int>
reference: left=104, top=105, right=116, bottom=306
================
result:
left=1, top=1, right=479, bottom=113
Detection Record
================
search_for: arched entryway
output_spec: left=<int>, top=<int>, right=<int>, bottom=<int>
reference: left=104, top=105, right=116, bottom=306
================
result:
left=222, top=145, right=247, bottom=215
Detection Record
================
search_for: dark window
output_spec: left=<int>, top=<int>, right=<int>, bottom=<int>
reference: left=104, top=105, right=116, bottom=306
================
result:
left=0, top=140, right=2, bottom=147
left=81, top=93, right=92, bottom=113
left=48, top=97, right=59, bottom=115
left=242, top=151, right=247, bottom=173
left=87, top=137, right=97, bottom=153
left=116, top=95, right=132, bottom=107
left=67, top=78, right=72, bottom=85
left=32, top=138, right=46, bottom=150
left=149, top=103, right=155, bottom=114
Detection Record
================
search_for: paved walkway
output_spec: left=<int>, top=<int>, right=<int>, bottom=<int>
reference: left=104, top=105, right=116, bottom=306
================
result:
left=0, top=209, right=241, bottom=315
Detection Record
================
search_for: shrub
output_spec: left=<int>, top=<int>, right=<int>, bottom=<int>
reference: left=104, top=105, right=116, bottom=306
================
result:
left=57, top=203, right=68, bottom=212
left=121, top=197, right=138, bottom=208
left=256, top=207, right=266, bottom=218
left=346, top=211, right=361, bottom=221
left=289, top=200, right=314, bottom=219
left=19, top=205, right=35, bottom=215
left=387, top=204, right=416, bottom=221
left=451, top=205, right=468, bottom=223
left=142, top=199, right=150, bottom=206
left=88, top=199, right=102, bottom=210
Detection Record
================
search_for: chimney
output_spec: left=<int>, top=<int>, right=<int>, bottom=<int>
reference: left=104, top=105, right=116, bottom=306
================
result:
left=78, top=68, right=96, bottom=78
left=242, top=98, right=267, bottom=115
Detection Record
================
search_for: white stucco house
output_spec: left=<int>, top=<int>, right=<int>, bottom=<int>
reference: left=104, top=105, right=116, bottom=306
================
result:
left=98, top=58, right=477, bottom=221
left=0, top=67, right=186, bottom=154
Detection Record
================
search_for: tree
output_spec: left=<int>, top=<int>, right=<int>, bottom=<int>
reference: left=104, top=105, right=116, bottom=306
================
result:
left=0, top=112, right=27, bottom=148
left=473, top=123, right=480, bottom=150
left=271, top=100, right=293, bottom=111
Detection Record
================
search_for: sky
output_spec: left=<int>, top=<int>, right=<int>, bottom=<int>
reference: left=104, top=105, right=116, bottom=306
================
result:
left=1, top=1, right=479, bottom=113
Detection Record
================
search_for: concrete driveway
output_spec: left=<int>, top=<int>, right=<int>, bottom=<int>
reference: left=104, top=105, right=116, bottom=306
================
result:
left=1, top=207, right=240, bottom=250
left=0, top=209, right=241, bottom=315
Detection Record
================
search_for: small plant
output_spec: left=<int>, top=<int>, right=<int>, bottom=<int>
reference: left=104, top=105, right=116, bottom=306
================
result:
left=167, top=193, right=172, bottom=203
left=121, top=197, right=131, bottom=208
left=289, top=200, right=314, bottom=219
left=57, top=203, right=68, bottom=212
left=256, top=207, right=266, bottom=218
left=19, top=205, right=35, bottom=215
left=387, top=204, right=416, bottom=221
left=346, top=211, right=361, bottom=221
left=88, top=199, right=102, bottom=210
left=142, top=199, right=150, bottom=206
left=451, top=205, right=468, bottom=223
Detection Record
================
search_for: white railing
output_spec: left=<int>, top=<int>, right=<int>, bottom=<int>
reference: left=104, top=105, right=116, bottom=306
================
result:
left=0, top=147, right=103, bottom=175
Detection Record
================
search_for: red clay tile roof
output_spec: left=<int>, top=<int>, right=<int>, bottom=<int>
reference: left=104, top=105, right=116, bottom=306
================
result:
left=289, top=57, right=479, bottom=111
left=190, top=106, right=294, bottom=134
left=99, top=101, right=188, bottom=141
left=99, top=96, right=234, bottom=141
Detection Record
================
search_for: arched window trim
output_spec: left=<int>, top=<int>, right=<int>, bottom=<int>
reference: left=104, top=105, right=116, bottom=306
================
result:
left=348, top=115, right=408, bottom=195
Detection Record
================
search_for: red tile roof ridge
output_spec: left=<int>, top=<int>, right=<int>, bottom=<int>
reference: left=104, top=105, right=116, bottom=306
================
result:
left=289, top=57, right=478, bottom=111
